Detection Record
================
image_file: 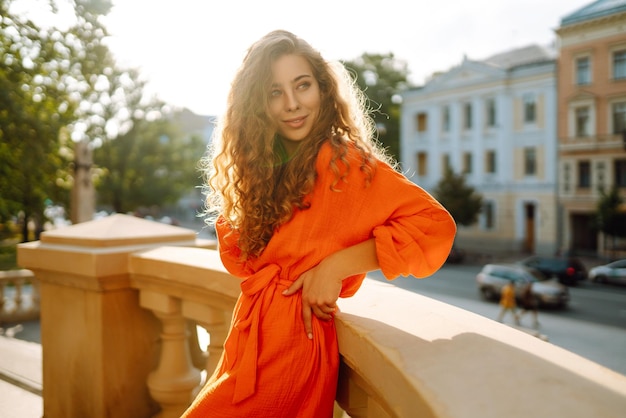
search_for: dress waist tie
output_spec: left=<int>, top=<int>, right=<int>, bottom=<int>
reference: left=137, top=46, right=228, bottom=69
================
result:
left=229, top=263, right=287, bottom=404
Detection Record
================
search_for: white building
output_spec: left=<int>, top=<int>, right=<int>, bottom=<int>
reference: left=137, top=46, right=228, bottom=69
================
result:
left=400, top=45, right=559, bottom=255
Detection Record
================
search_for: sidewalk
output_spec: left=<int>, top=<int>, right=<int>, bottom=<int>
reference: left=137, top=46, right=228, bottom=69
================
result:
left=0, top=333, right=42, bottom=418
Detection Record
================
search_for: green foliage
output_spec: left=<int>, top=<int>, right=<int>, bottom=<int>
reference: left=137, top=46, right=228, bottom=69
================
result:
left=93, top=117, right=205, bottom=214
left=342, top=53, right=412, bottom=162
left=595, top=186, right=626, bottom=238
left=0, top=0, right=77, bottom=240
left=433, top=168, right=483, bottom=226
left=1, top=0, right=186, bottom=235
left=0, top=242, right=17, bottom=270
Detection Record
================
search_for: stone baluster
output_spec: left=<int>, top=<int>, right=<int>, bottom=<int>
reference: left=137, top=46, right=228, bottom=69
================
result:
left=13, top=277, right=23, bottom=309
left=183, top=302, right=231, bottom=378
left=140, top=290, right=201, bottom=418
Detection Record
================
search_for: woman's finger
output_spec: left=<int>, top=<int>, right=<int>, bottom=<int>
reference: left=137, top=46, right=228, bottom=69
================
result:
left=282, top=276, right=304, bottom=296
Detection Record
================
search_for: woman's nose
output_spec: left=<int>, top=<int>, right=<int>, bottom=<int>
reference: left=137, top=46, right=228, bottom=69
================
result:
left=284, top=92, right=300, bottom=112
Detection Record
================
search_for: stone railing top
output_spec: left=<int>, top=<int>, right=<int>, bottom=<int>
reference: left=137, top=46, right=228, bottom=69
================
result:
left=337, top=278, right=626, bottom=418
left=129, top=246, right=240, bottom=302
left=17, top=214, right=212, bottom=283
left=39, top=214, right=197, bottom=248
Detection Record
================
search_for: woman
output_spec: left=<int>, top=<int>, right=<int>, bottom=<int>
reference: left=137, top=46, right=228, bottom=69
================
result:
left=497, top=280, right=520, bottom=326
left=182, top=30, right=456, bottom=417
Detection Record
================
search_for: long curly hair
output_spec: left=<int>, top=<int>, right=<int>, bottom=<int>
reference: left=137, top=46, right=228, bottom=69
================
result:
left=201, top=30, right=391, bottom=259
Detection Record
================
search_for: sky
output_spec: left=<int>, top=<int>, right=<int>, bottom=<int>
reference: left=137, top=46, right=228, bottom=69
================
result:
left=16, top=0, right=595, bottom=117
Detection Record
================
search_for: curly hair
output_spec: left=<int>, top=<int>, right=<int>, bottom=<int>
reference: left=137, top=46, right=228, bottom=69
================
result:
left=201, top=30, right=391, bottom=259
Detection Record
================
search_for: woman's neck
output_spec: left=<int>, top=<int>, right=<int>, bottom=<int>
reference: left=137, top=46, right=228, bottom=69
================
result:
left=279, top=137, right=300, bottom=157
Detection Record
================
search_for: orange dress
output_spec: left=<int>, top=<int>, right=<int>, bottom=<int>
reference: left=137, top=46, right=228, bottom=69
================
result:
left=181, top=142, right=456, bottom=417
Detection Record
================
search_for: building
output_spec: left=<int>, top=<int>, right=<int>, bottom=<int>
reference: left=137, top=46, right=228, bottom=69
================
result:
left=400, top=45, right=558, bottom=255
left=167, top=108, right=217, bottom=224
left=555, top=0, right=626, bottom=257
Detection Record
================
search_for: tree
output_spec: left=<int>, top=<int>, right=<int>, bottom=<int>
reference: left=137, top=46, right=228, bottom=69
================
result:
left=432, top=168, right=483, bottom=226
left=3, top=0, right=182, bottom=229
left=55, top=1, right=200, bottom=219
left=93, top=114, right=205, bottom=215
left=595, top=186, right=626, bottom=253
left=0, top=0, right=77, bottom=241
left=342, top=53, right=412, bottom=161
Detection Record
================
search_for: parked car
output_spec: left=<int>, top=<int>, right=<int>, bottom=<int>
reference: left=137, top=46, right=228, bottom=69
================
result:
left=475, top=263, right=569, bottom=308
left=518, top=255, right=587, bottom=286
left=588, top=259, right=626, bottom=285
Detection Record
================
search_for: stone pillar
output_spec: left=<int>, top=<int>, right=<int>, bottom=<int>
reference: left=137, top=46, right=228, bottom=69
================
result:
left=17, top=214, right=199, bottom=418
left=70, top=138, right=95, bottom=224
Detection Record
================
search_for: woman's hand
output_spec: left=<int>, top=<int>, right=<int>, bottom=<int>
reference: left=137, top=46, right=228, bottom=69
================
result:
left=282, top=239, right=379, bottom=339
left=283, top=259, right=342, bottom=340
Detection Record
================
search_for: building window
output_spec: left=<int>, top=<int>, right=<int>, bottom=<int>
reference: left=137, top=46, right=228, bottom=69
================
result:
left=615, top=159, right=626, bottom=188
left=524, top=148, right=536, bottom=176
left=442, top=154, right=450, bottom=174
left=485, top=150, right=496, bottom=174
left=463, top=152, right=472, bottom=174
left=441, top=106, right=450, bottom=132
left=523, top=94, right=536, bottom=124
left=575, top=106, right=590, bottom=137
left=463, top=103, right=472, bottom=130
left=576, top=56, right=590, bottom=85
left=578, top=161, right=591, bottom=188
left=563, top=163, right=570, bottom=192
left=614, top=50, right=626, bottom=80
left=483, top=201, right=495, bottom=230
left=597, top=161, right=605, bottom=190
left=613, top=102, right=626, bottom=135
left=486, top=98, right=496, bottom=128
left=416, top=112, right=427, bottom=132
left=416, top=152, right=427, bottom=176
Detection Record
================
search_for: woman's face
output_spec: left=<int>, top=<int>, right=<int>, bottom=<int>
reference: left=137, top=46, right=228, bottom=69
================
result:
left=268, top=54, right=321, bottom=154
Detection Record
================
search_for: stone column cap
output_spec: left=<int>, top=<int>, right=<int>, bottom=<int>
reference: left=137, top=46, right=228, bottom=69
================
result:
left=40, top=214, right=197, bottom=247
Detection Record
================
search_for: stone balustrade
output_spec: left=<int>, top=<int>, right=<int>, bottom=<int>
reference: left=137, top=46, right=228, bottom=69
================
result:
left=17, top=214, right=626, bottom=418
left=0, top=269, right=39, bottom=325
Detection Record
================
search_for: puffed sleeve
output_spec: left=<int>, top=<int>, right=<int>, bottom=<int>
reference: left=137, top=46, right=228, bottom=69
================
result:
left=370, top=161, right=456, bottom=280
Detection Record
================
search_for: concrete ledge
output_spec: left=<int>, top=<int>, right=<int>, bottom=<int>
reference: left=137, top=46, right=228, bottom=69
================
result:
left=336, top=278, right=626, bottom=418
left=0, top=335, right=42, bottom=395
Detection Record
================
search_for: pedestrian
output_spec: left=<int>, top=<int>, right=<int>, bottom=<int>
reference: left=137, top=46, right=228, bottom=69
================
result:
left=181, top=30, right=456, bottom=418
left=519, top=281, right=539, bottom=328
left=497, top=280, right=520, bottom=325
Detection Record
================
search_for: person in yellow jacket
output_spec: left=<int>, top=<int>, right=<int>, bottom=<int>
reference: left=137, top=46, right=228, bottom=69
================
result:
left=497, top=280, right=520, bottom=325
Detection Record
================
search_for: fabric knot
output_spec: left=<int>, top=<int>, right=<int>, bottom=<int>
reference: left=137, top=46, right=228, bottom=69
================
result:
left=230, top=263, right=283, bottom=403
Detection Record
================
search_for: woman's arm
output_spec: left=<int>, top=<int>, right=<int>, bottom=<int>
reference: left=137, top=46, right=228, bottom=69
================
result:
left=283, top=239, right=379, bottom=339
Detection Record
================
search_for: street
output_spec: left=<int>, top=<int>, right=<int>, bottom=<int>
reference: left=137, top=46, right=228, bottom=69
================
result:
left=365, top=263, right=626, bottom=376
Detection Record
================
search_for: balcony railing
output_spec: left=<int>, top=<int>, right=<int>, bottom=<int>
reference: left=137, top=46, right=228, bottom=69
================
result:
left=16, top=214, right=626, bottom=418
left=559, top=133, right=626, bottom=152
left=0, top=269, right=39, bottom=325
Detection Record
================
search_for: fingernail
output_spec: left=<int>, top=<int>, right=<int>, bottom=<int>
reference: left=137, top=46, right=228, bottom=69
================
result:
left=307, top=333, right=313, bottom=340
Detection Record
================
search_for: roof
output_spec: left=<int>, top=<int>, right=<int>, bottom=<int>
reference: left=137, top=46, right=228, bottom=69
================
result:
left=561, top=0, right=626, bottom=26
left=482, top=44, right=556, bottom=70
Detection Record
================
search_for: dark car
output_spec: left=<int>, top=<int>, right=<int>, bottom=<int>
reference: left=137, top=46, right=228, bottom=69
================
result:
left=446, top=246, right=466, bottom=264
left=518, top=255, right=587, bottom=286
left=475, top=263, right=569, bottom=308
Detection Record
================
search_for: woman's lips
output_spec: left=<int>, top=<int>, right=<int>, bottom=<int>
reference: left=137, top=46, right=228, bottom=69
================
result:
left=283, top=115, right=307, bottom=129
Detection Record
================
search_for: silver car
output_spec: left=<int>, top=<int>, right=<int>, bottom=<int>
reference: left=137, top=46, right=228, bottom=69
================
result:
left=476, top=263, right=569, bottom=308
left=588, top=259, right=626, bottom=285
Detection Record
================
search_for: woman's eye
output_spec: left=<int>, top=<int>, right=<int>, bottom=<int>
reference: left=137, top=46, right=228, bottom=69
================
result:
left=297, top=82, right=310, bottom=90
left=270, top=89, right=282, bottom=98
